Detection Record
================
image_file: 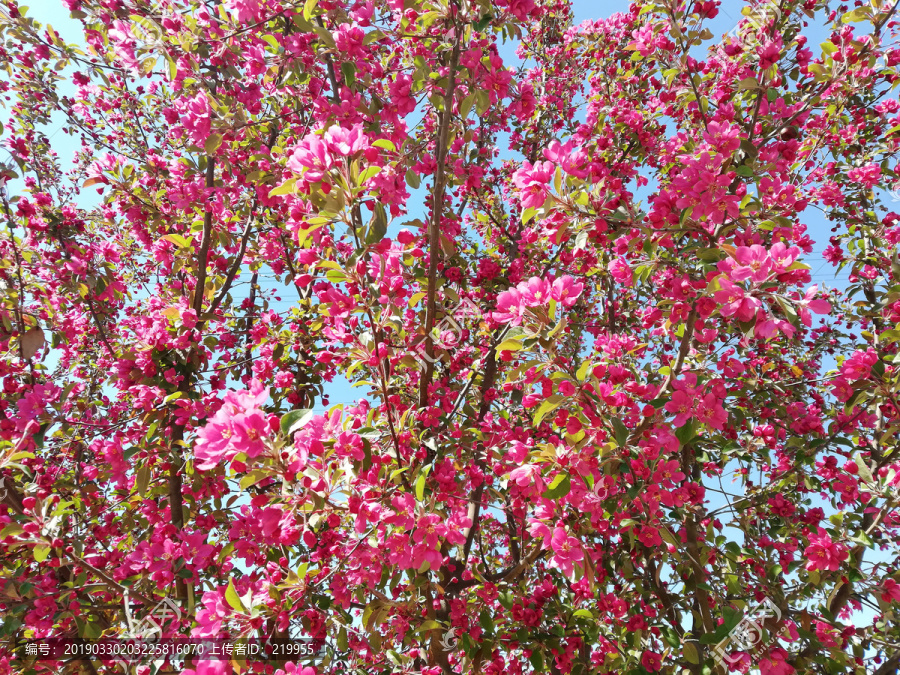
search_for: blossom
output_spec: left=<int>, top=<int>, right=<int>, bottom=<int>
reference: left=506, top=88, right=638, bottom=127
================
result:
left=696, top=392, right=727, bottom=430
left=664, top=389, right=695, bottom=427
left=194, top=381, right=270, bottom=470
left=768, top=242, right=800, bottom=271
left=805, top=529, right=848, bottom=571
left=512, top=160, right=554, bottom=209
left=492, top=288, right=526, bottom=325
left=550, top=275, right=584, bottom=308
left=179, top=92, right=212, bottom=146
left=518, top=277, right=552, bottom=306
left=509, top=464, right=542, bottom=489
left=226, top=0, right=260, bottom=22
left=715, top=278, right=760, bottom=321
left=798, top=286, right=831, bottom=326
left=411, top=513, right=447, bottom=569
left=323, top=124, right=368, bottom=157
left=881, top=578, right=900, bottom=603
left=543, top=139, right=588, bottom=178
left=759, top=647, right=795, bottom=675
left=652, top=459, right=685, bottom=485
left=840, top=348, right=878, bottom=381
left=549, top=527, right=583, bottom=578
left=641, top=651, right=663, bottom=673
left=287, top=132, right=333, bottom=182
left=182, top=661, right=231, bottom=675
left=726, top=245, right=772, bottom=283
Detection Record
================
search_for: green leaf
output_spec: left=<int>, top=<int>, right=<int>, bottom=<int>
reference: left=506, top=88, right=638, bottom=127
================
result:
left=340, top=61, right=357, bottom=88
left=204, top=133, right=223, bottom=154
left=460, top=93, right=475, bottom=119
left=533, top=395, right=563, bottom=426
left=303, top=0, right=318, bottom=20
left=684, top=641, right=700, bottom=664
left=841, top=7, right=870, bottom=22
left=33, top=545, right=51, bottom=563
left=281, top=409, right=314, bottom=435
left=495, top=338, right=524, bottom=352
left=415, top=473, right=426, bottom=501
left=0, top=523, right=24, bottom=538
left=371, top=138, right=396, bottom=152
left=225, top=578, right=245, bottom=612
left=543, top=473, right=571, bottom=499
left=269, top=179, right=297, bottom=197
left=473, top=14, right=492, bottom=31
left=611, top=418, right=629, bottom=447
left=479, top=610, right=494, bottom=633
left=366, top=203, right=388, bottom=245
left=358, top=165, right=381, bottom=184
left=239, top=469, right=271, bottom=490
left=136, top=465, right=151, bottom=497
left=162, top=234, right=192, bottom=248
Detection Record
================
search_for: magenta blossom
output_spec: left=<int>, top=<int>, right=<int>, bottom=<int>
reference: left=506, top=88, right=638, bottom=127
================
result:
left=550, top=275, right=584, bottom=308
left=549, top=526, right=583, bottom=578
left=324, top=123, right=368, bottom=157
left=287, top=132, right=333, bottom=182
left=805, top=528, right=848, bottom=571
left=179, top=92, right=212, bottom=146
left=512, top=160, right=554, bottom=209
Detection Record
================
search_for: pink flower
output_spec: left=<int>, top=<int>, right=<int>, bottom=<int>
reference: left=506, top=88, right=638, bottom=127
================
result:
left=499, top=0, right=537, bottom=21
left=226, top=0, right=260, bottom=22
left=180, top=92, right=212, bottom=146
left=759, top=647, right=795, bottom=675
left=492, top=288, right=526, bottom=325
left=287, top=133, right=333, bottom=182
left=550, top=275, right=584, bottom=308
left=182, top=660, right=232, bottom=675
left=847, top=162, right=881, bottom=188
left=509, top=464, right=542, bottom=491
left=769, top=242, right=800, bottom=271
left=557, top=380, right=576, bottom=396
left=550, top=527, right=583, bottom=577
left=881, top=578, right=900, bottom=603
left=665, top=389, right=695, bottom=427
left=637, top=526, right=662, bottom=548
left=715, top=278, right=760, bottom=321
left=512, top=160, right=554, bottom=209
left=608, top=258, right=632, bottom=286
left=840, top=348, right=878, bottom=381
left=324, top=124, right=368, bottom=157
left=696, top=392, right=727, bottom=430
left=730, top=245, right=772, bottom=283
left=652, top=459, right=685, bottom=485
left=412, top=513, right=446, bottom=569
left=805, top=529, right=848, bottom=571
left=543, top=139, right=588, bottom=178
left=231, top=410, right=269, bottom=458
left=516, top=276, right=552, bottom=306
left=194, top=381, right=270, bottom=470
left=641, top=651, right=663, bottom=673
left=798, top=285, right=831, bottom=325
left=757, top=40, right=782, bottom=70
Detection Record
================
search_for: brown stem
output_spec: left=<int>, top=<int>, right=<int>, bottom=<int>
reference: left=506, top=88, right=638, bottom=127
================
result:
left=418, top=30, right=462, bottom=410
left=192, top=156, right=216, bottom=315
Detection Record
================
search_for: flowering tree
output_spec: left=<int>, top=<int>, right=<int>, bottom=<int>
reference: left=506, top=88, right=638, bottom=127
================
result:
left=2, top=0, right=900, bottom=673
